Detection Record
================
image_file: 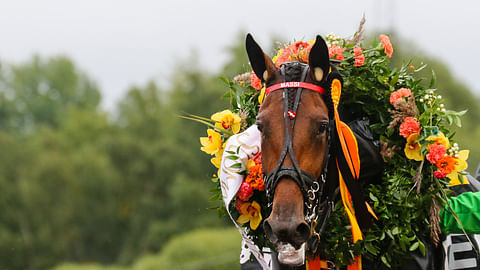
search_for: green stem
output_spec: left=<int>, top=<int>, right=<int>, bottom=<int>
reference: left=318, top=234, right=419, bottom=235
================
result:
left=178, top=115, right=233, bottom=136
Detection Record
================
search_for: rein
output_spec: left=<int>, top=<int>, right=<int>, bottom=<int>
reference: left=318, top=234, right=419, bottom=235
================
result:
left=262, top=62, right=338, bottom=252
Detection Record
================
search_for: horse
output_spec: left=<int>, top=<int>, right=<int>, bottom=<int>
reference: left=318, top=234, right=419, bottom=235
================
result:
left=245, top=34, right=383, bottom=269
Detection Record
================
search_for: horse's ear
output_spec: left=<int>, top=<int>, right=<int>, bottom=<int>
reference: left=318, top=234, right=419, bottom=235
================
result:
left=246, top=33, right=275, bottom=82
left=308, top=35, right=330, bottom=82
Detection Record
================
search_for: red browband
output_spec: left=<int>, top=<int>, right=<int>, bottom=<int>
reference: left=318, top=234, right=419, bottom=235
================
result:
left=265, top=82, right=325, bottom=96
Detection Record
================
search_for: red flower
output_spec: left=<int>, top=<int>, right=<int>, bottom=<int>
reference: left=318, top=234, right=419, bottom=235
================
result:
left=353, top=46, right=365, bottom=67
left=329, top=44, right=344, bottom=60
left=235, top=198, right=246, bottom=212
left=293, top=41, right=310, bottom=53
left=426, top=144, right=446, bottom=164
left=434, top=170, right=447, bottom=179
left=251, top=71, right=262, bottom=90
left=380, top=34, right=393, bottom=58
left=390, top=88, right=412, bottom=105
left=399, top=117, right=420, bottom=138
left=237, top=181, right=254, bottom=201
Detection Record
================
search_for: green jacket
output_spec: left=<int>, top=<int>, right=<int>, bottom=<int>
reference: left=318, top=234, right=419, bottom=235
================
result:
left=440, top=191, right=480, bottom=234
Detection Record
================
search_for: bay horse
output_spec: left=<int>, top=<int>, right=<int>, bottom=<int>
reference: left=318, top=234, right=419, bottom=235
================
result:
left=246, top=34, right=380, bottom=269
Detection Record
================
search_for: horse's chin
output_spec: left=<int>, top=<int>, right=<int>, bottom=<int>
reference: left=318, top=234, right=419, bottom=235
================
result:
left=276, top=242, right=305, bottom=266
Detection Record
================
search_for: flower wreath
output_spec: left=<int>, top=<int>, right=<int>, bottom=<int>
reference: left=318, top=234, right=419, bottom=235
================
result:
left=187, top=31, right=469, bottom=268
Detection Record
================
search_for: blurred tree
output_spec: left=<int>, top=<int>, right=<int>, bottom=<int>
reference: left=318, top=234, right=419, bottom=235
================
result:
left=0, top=55, right=100, bottom=132
left=111, top=65, right=230, bottom=263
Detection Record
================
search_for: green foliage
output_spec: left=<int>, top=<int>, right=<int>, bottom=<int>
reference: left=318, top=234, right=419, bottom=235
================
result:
left=0, top=55, right=100, bottom=132
left=133, top=227, right=241, bottom=270
left=51, top=228, right=241, bottom=270
left=389, top=36, right=480, bottom=173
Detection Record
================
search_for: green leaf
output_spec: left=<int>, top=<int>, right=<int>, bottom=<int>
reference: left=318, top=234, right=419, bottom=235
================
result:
left=381, top=255, right=391, bottom=268
left=229, top=163, right=242, bottom=169
left=457, top=109, right=467, bottom=116
left=225, top=155, right=239, bottom=160
left=418, top=240, right=426, bottom=256
left=429, top=70, right=436, bottom=88
left=389, top=73, right=400, bottom=87
left=365, top=243, right=379, bottom=255
left=219, top=76, right=230, bottom=85
left=453, top=115, right=462, bottom=127
left=409, top=241, right=419, bottom=251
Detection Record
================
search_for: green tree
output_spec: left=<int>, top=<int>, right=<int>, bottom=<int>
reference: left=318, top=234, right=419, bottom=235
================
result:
left=0, top=55, right=100, bottom=132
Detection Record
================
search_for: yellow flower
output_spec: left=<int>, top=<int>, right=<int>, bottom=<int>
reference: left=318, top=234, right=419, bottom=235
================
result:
left=237, top=201, right=262, bottom=230
left=211, top=155, right=222, bottom=169
left=426, top=132, right=450, bottom=149
left=404, top=133, right=423, bottom=161
left=211, top=110, right=242, bottom=134
left=246, top=159, right=256, bottom=170
left=447, top=150, right=469, bottom=184
left=210, top=142, right=225, bottom=168
left=200, top=129, right=222, bottom=155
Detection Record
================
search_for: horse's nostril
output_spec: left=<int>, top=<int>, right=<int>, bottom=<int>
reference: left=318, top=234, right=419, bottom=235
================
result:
left=263, top=219, right=277, bottom=243
left=294, top=222, right=311, bottom=243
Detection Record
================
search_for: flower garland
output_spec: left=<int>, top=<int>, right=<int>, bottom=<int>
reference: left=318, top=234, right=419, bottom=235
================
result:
left=191, top=31, right=469, bottom=268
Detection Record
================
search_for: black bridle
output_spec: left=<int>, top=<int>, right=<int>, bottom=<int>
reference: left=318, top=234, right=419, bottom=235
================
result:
left=262, top=62, right=339, bottom=252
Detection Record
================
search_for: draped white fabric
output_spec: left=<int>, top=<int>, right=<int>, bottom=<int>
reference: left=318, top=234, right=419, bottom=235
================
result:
left=219, top=125, right=272, bottom=269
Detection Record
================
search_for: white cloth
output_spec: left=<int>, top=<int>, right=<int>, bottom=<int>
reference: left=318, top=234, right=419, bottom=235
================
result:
left=219, top=125, right=271, bottom=269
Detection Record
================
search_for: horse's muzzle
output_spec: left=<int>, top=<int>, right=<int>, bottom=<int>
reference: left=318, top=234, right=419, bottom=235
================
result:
left=263, top=217, right=311, bottom=248
left=263, top=205, right=311, bottom=266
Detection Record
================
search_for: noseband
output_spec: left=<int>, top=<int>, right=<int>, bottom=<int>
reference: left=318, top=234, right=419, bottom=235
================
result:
left=263, top=62, right=338, bottom=245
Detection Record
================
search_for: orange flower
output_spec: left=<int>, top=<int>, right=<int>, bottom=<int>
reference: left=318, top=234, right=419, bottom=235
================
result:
left=329, top=44, right=344, bottom=60
left=272, top=41, right=311, bottom=66
left=399, top=117, right=420, bottom=138
left=390, top=88, right=412, bottom=105
left=380, top=34, right=393, bottom=58
left=436, top=155, right=456, bottom=175
left=251, top=71, right=262, bottom=90
left=245, top=164, right=265, bottom=191
left=353, top=46, right=365, bottom=67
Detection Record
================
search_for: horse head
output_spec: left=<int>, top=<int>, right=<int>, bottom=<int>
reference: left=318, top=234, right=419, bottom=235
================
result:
left=246, top=34, right=334, bottom=266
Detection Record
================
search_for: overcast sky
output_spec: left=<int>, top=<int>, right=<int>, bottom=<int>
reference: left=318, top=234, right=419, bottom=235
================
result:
left=1, top=0, right=479, bottom=110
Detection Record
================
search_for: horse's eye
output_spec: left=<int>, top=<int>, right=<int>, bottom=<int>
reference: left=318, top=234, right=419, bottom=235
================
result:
left=317, top=123, right=328, bottom=135
left=256, top=122, right=263, bottom=133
